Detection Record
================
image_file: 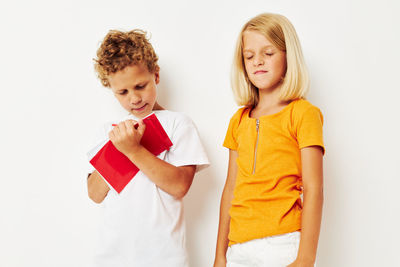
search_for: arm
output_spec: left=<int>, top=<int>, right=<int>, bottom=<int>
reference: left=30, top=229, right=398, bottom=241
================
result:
left=214, top=149, right=238, bottom=267
left=110, top=119, right=196, bottom=199
left=126, top=146, right=195, bottom=199
left=87, top=171, right=110, bottom=204
left=288, top=146, right=324, bottom=267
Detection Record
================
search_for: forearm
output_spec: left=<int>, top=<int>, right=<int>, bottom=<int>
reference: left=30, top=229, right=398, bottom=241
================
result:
left=87, top=171, right=110, bottom=203
left=215, top=187, right=233, bottom=259
left=126, top=145, right=193, bottom=198
left=215, top=149, right=238, bottom=265
left=297, top=187, right=323, bottom=263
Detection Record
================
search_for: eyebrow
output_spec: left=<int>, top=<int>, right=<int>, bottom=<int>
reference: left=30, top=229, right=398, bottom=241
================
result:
left=243, top=46, right=275, bottom=53
left=115, top=80, right=148, bottom=91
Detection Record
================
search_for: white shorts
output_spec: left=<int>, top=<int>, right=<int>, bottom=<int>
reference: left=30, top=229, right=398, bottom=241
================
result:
left=227, top=232, right=304, bottom=267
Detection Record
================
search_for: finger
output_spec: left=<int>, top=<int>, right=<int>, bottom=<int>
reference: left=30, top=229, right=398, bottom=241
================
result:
left=120, top=121, right=132, bottom=139
left=137, top=120, right=146, bottom=135
left=118, top=121, right=127, bottom=133
left=132, top=120, right=139, bottom=130
left=112, top=124, right=121, bottom=136
left=124, top=120, right=135, bottom=135
left=108, top=130, right=115, bottom=141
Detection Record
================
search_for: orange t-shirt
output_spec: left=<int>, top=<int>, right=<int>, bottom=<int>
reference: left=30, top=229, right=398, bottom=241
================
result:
left=223, top=99, right=324, bottom=245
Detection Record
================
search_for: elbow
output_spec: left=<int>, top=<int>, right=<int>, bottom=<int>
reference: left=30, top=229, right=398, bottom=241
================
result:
left=173, top=183, right=191, bottom=200
left=89, top=195, right=104, bottom=204
left=89, top=194, right=105, bottom=204
left=174, top=192, right=186, bottom=200
left=303, top=183, right=324, bottom=195
left=303, top=185, right=324, bottom=202
left=303, top=183, right=324, bottom=194
left=87, top=172, right=109, bottom=204
left=173, top=172, right=194, bottom=200
left=88, top=188, right=106, bottom=204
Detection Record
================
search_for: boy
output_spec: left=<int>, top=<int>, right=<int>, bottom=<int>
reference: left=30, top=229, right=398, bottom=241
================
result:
left=87, top=29, right=209, bottom=267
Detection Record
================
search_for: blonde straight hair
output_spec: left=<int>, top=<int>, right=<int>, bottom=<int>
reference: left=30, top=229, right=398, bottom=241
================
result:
left=231, top=13, right=310, bottom=107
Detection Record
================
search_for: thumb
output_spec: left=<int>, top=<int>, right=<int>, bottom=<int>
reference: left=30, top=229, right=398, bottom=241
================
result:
left=137, top=119, right=146, bottom=135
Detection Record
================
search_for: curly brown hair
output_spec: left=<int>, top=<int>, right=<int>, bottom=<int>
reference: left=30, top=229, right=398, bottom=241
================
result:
left=94, top=29, right=160, bottom=87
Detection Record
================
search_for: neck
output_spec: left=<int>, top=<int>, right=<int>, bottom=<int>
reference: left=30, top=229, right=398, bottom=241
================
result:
left=256, top=86, right=283, bottom=109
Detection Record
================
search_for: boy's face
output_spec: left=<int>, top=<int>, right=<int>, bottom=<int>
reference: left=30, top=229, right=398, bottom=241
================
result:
left=108, top=64, right=159, bottom=119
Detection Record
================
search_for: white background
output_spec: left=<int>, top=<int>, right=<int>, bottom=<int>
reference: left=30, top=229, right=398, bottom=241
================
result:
left=1, top=0, right=399, bottom=266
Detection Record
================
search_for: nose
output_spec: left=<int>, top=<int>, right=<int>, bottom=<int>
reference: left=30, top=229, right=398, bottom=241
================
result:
left=129, top=91, right=142, bottom=105
left=253, top=54, right=264, bottom=66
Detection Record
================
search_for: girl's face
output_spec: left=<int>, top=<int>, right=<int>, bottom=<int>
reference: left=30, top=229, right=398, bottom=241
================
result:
left=242, top=30, right=287, bottom=92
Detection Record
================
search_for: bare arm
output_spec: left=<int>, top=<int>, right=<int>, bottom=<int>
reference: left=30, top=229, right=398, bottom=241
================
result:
left=126, top=146, right=196, bottom=199
left=87, top=171, right=110, bottom=204
left=288, top=146, right=324, bottom=267
left=214, top=149, right=238, bottom=267
left=87, top=102, right=163, bottom=204
left=109, top=119, right=195, bottom=199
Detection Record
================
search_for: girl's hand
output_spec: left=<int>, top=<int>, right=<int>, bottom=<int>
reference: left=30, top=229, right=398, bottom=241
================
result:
left=287, top=259, right=314, bottom=267
left=213, top=257, right=226, bottom=267
left=108, top=119, right=146, bottom=156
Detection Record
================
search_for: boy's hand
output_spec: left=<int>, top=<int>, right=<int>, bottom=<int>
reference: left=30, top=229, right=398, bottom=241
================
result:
left=109, top=119, right=146, bottom=156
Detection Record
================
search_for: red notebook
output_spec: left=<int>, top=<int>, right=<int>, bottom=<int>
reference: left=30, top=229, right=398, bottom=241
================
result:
left=89, top=113, right=173, bottom=193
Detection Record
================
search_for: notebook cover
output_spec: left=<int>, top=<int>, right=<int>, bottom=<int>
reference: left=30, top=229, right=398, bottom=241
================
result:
left=89, top=113, right=172, bottom=193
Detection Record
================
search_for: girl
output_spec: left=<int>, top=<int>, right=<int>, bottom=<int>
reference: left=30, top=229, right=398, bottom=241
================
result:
left=214, top=13, right=324, bottom=267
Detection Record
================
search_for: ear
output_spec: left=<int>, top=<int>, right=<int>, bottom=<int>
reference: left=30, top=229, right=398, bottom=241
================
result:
left=154, top=71, right=160, bottom=84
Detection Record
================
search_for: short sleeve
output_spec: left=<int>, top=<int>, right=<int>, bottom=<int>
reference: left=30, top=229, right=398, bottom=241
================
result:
left=223, top=108, right=245, bottom=150
left=297, top=106, right=325, bottom=154
left=165, top=115, right=209, bottom=172
left=86, top=123, right=113, bottom=175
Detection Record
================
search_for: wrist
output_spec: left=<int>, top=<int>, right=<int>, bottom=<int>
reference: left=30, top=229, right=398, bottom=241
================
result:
left=126, top=144, right=144, bottom=159
left=215, top=254, right=226, bottom=260
left=215, top=250, right=227, bottom=259
left=214, top=255, right=227, bottom=263
left=295, top=256, right=315, bottom=265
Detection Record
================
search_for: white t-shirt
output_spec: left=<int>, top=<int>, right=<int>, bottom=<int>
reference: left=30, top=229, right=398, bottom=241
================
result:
left=87, top=110, right=209, bottom=267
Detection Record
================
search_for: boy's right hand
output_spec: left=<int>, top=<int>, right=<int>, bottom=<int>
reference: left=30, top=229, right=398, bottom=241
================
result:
left=213, top=257, right=227, bottom=267
left=109, top=119, right=146, bottom=156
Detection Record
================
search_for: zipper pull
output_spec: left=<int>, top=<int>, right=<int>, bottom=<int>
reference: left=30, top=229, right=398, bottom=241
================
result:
left=252, top=119, right=260, bottom=175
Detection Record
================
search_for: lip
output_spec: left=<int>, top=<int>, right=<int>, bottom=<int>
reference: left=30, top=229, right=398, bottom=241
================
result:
left=131, top=103, right=147, bottom=111
left=254, top=70, right=268, bottom=75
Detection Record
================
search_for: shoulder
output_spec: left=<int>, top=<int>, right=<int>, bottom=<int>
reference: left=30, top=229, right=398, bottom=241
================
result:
left=231, top=107, right=248, bottom=118
left=291, top=99, right=324, bottom=126
left=292, top=99, right=323, bottom=118
left=228, top=107, right=248, bottom=125
left=224, top=107, right=249, bottom=138
left=292, top=99, right=320, bottom=112
left=154, top=110, right=196, bottom=130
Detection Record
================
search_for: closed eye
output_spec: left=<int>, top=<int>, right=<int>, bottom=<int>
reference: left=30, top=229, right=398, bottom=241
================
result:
left=118, top=89, right=128, bottom=95
left=135, top=83, right=147, bottom=90
left=243, top=52, right=253, bottom=60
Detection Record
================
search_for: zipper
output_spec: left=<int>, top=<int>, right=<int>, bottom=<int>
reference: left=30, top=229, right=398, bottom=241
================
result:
left=252, top=119, right=260, bottom=174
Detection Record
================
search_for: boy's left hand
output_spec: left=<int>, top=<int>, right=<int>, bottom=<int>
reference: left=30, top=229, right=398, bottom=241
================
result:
left=109, top=119, right=146, bottom=156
